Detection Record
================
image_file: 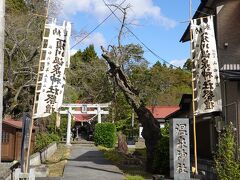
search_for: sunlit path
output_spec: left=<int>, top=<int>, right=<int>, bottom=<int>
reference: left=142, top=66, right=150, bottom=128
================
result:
left=62, top=144, right=124, bottom=180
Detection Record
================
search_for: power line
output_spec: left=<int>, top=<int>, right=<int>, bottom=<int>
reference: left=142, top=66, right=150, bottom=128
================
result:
left=71, top=0, right=127, bottom=49
left=102, top=0, right=186, bottom=70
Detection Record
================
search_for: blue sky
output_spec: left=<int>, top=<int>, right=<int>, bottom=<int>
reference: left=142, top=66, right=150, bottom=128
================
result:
left=58, top=0, right=200, bottom=67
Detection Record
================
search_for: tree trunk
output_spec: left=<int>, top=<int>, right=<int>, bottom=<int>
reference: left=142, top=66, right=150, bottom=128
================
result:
left=102, top=48, right=161, bottom=172
left=136, top=106, right=161, bottom=171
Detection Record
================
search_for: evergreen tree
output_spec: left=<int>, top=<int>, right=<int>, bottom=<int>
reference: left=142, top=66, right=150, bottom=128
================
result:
left=82, top=44, right=98, bottom=62
left=215, top=123, right=240, bottom=180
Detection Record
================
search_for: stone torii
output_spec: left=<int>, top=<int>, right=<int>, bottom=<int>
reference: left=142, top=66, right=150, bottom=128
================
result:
left=58, top=103, right=110, bottom=146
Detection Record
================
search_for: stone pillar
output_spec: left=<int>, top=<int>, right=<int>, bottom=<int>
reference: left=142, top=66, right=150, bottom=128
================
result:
left=170, top=118, right=190, bottom=180
left=56, top=111, right=61, bottom=129
left=66, top=107, right=72, bottom=146
left=139, top=126, right=143, bottom=138
left=97, top=106, right=101, bottom=123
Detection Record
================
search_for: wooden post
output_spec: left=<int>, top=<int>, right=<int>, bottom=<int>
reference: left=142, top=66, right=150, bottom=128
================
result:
left=0, top=0, right=5, bottom=163
left=189, top=0, right=198, bottom=174
left=56, top=111, right=61, bottom=129
left=25, top=0, right=51, bottom=173
left=66, top=107, right=72, bottom=146
left=131, top=109, right=134, bottom=127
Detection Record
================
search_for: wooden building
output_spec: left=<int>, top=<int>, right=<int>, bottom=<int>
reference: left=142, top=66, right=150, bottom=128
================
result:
left=1, top=118, right=36, bottom=162
left=167, top=94, right=218, bottom=159
left=181, top=0, right=240, bottom=154
left=180, top=0, right=240, bottom=178
left=147, top=105, right=180, bottom=127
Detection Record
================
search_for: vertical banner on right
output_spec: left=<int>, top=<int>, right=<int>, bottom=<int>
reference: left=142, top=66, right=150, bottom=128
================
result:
left=191, top=16, right=222, bottom=115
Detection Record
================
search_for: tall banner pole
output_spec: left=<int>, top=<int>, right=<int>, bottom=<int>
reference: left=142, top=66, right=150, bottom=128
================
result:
left=189, top=0, right=198, bottom=175
left=25, top=0, right=51, bottom=173
left=0, top=0, right=5, bottom=163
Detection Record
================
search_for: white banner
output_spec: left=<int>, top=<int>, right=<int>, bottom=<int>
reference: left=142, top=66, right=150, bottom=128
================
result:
left=191, top=16, right=222, bottom=115
left=34, top=20, right=71, bottom=118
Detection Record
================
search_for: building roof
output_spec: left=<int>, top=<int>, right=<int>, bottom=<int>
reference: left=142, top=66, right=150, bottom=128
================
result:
left=165, top=94, right=192, bottom=119
left=147, top=106, right=180, bottom=119
left=180, top=0, right=216, bottom=42
left=73, top=114, right=95, bottom=122
left=3, top=118, right=36, bottom=129
left=179, top=94, right=192, bottom=107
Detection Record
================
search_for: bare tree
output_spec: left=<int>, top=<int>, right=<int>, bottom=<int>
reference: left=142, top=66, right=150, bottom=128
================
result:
left=101, top=4, right=161, bottom=172
left=3, top=0, right=62, bottom=117
left=4, top=11, right=43, bottom=116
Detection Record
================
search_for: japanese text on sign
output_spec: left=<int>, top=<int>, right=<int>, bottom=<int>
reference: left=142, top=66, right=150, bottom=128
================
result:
left=191, top=16, right=222, bottom=115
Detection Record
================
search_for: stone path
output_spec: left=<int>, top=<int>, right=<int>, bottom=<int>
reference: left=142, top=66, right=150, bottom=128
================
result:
left=62, top=144, right=124, bottom=180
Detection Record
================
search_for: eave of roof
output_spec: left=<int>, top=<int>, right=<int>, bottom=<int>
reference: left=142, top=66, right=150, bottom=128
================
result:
left=180, top=0, right=216, bottom=43
left=3, top=118, right=37, bottom=129
left=179, top=94, right=192, bottom=106
left=147, top=106, right=180, bottom=119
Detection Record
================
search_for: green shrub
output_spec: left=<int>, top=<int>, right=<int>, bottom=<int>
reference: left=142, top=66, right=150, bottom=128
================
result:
left=152, top=124, right=170, bottom=175
left=115, top=119, right=139, bottom=141
left=152, top=136, right=169, bottom=175
left=94, top=122, right=117, bottom=148
left=34, top=132, right=60, bottom=152
left=48, top=133, right=61, bottom=143
left=125, top=175, right=144, bottom=180
left=215, top=123, right=240, bottom=180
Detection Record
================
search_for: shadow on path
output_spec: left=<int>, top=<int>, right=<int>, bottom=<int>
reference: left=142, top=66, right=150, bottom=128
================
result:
left=68, top=165, right=123, bottom=175
left=62, top=144, right=124, bottom=180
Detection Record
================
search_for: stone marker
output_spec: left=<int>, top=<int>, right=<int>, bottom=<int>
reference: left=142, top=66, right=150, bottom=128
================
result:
left=170, top=118, right=190, bottom=180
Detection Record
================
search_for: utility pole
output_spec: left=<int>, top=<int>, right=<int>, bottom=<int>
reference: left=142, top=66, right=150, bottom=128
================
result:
left=189, top=0, right=198, bottom=175
left=0, top=0, right=5, bottom=163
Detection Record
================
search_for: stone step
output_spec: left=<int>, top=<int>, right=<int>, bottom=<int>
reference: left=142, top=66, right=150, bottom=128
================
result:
left=31, top=164, right=49, bottom=177
left=135, top=138, right=146, bottom=149
left=36, top=177, right=61, bottom=180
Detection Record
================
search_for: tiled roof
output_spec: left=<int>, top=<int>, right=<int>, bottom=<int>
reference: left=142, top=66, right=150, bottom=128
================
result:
left=147, top=106, right=180, bottom=119
left=3, top=118, right=36, bottom=129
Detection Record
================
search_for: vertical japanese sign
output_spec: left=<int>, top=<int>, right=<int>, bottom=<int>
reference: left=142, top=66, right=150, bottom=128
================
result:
left=33, top=20, right=71, bottom=118
left=20, top=113, right=32, bottom=172
left=170, top=118, right=190, bottom=180
left=191, top=16, right=222, bottom=115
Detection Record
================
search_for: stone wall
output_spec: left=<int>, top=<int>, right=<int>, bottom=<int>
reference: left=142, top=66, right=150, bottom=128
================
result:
left=30, top=142, right=57, bottom=166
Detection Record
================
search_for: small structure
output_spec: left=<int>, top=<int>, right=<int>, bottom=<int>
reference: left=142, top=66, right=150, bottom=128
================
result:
left=1, top=118, right=36, bottom=161
left=168, top=94, right=219, bottom=159
left=59, top=103, right=110, bottom=146
left=147, top=105, right=180, bottom=127
left=138, top=106, right=179, bottom=138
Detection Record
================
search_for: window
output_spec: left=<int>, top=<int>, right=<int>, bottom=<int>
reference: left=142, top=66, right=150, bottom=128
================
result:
left=2, top=131, right=9, bottom=144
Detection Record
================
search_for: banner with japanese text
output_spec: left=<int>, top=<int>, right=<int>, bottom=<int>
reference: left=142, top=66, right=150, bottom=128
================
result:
left=33, top=20, right=71, bottom=118
left=191, top=16, right=222, bottom=115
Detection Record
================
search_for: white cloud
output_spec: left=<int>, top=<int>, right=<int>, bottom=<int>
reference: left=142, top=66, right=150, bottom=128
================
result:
left=70, top=49, right=78, bottom=56
left=170, top=59, right=187, bottom=68
left=77, top=32, right=107, bottom=47
left=61, top=0, right=176, bottom=29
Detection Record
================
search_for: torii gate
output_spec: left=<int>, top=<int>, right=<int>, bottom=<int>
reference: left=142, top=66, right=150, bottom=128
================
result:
left=57, top=103, right=110, bottom=146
